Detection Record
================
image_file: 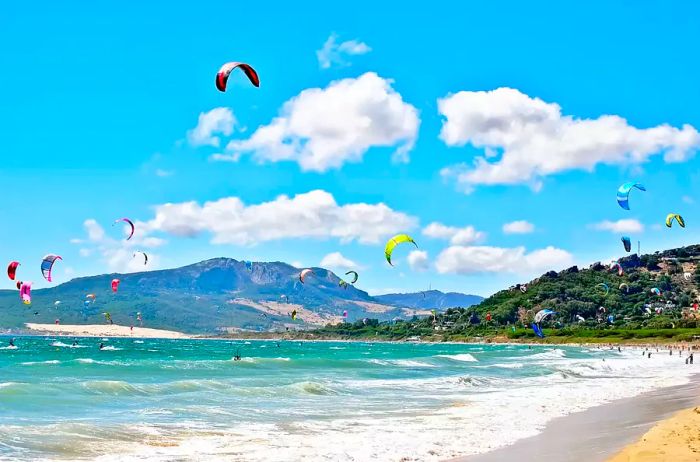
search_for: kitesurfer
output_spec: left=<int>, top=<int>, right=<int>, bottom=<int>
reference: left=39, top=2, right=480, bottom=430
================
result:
left=99, top=343, right=105, bottom=350
left=9, top=338, right=15, bottom=347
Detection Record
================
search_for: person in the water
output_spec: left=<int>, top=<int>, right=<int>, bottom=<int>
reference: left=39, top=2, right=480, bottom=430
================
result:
left=9, top=338, right=15, bottom=347
left=72, top=340, right=78, bottom=347
left=99, top=343, right=105, bottom=350
left=233, top=348, right=241, bottom=361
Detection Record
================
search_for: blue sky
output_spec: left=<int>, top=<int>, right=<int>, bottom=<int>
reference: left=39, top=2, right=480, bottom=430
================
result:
left=2, top=1, right=699, bottom=296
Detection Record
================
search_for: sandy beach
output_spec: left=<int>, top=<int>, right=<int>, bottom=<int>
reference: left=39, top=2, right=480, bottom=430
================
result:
left=607, top=407, right=700, bottom=461
left=24, top=323, right=189, bottom=339
left=460, top=374, right=700, bottom=462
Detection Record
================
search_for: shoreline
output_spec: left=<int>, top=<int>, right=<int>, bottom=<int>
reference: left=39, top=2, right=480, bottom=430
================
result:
left=22, top=323, right=190, bottom=339
left=455, top=373, right=700, bottom=462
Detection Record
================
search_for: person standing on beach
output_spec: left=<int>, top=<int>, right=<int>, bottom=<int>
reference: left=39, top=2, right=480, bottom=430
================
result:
left=648, top=352, right=652, bottom=358
left=690, top=353, right=694, bottom=364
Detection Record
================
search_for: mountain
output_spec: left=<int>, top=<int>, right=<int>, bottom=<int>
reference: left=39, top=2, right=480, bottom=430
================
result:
left=374, top=290, right=483, bottom=310
left=0, top=258, right=424, bottom=334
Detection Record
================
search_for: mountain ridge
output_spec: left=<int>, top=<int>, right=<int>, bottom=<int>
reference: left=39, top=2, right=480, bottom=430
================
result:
left=0, top=258, right=478, bottom=334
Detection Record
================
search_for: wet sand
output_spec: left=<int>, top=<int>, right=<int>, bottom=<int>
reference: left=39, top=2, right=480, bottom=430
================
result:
left=454, top=374, right=700, bottom=462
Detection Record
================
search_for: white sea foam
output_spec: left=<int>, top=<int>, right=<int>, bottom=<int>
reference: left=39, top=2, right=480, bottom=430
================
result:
left=436, top=353, right=478, bottom=362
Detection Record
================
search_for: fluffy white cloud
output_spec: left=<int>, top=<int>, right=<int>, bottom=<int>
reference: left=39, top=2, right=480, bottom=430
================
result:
left=435, top=245, right=573, bottom=275
left=590, top=219, right=644, bottom=233
left=407, top=250, right=429, bottom=271
left=320, top=252, right=359, bottom=270
left=219, top=73, right=420, bottom=171
left=438, top=88, right=700, bottom=191
left=502, top=220, right=535, bottom=234
left=72, top=219, right=164, bottom=273
left=317, top=33, right=371, bottom=69
left=145, top=189, right=417, bottom=246
left=422, top=222, right=485, bottom=245
left=187, top=107, right=236, bottom=147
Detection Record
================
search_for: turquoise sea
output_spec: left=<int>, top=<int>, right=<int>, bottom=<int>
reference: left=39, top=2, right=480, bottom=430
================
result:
left=0, top=337, right=694, bottom=461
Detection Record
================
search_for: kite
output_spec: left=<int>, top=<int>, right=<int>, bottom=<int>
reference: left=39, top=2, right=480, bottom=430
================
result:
left=684, top=272, right=692, bottom=281
left=596, top=282, right=610, bottom=296
left=299, top=269, right=314, bottom=283
left=616, top=182, right=646, bottom=210
left=290, top=310, right=297, bottom=320
left=111, top=278, right=120, bottom=293
left=216, top=62, right=260, bottom=92
left=651, top=287, right=661, bottom=296
left=339, top=280, right=348, bottom=289
left=54, top=300, right=61, bottom=306
left=7, top=261, right=19, bottom=280
left=19, top=282, right=31, bottom=305
left=665, top=213, right=685, bottom=228
left=619, top=283, right=629, bottom=292
left=534, top=309, right=555, bottom=325
left=610, top=262, right=623, bottom=276
left=621, top=236, right=632, bottom=253
left=40, top=255, right=62, bottom=282
left=113, top=218, right=135, bottom=240
left=133, top=251, right=148, bottom=265
left=384, top=234, right=418, bottom=266
left=345, top=270, right=359, bottom=284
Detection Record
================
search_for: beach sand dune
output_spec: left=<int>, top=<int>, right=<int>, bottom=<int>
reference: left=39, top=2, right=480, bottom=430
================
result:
left=608, top=407, right=700, bottom=462
left=24, top=323, right=189, bottom=339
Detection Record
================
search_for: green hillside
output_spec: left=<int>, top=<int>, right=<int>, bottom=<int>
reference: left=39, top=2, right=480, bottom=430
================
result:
left=313, top=245, right=700, bottom=342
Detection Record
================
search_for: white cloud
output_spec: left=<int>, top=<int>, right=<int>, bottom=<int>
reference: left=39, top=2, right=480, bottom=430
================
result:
left=317, top=33, right=371, bottom=69
left=502, top=220, right=535, bottom=234
left=145, top=189, right=417, bottom=246
left=187, top=107, right=236, bottom=147
left=155, top=169, right=174, bottom=177
left=72, top=219, right=164, bottom=273
left=438, top=87, right=700, bottom=191
left=422, top=222, right=485, bottom=245
left=590, top=219, right=644, bottom=233
left=320, top=252, right=359, bottom=270
left=84, top=219, right=105, bottom=242
left=407, top=250, right=429, bottom=271
left=219, top=73, right=420, bottom=171
left=435, top=245, right=573, bottom=275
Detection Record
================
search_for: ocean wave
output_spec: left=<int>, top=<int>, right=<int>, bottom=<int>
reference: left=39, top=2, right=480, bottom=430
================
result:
left=436, top=353, right=478, bottom=362
left=287, top=381, right=338, bottom=396
left=0, top=345, right=18, bottom=350
left=99, top=346, right=122, bottom=351
left=51, top=341, right=87, bottom=348
left=366, top=359, right=436, bottom=368
left=21, top=360, right=60, bottom=365
left=529, top=349, right=566, bottom=359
